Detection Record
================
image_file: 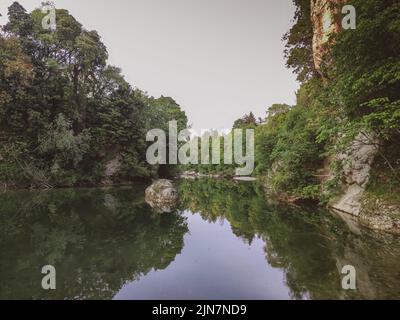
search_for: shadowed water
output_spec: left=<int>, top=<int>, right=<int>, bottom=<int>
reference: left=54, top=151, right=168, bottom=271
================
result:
left=0, top=180, right=399, bottom=300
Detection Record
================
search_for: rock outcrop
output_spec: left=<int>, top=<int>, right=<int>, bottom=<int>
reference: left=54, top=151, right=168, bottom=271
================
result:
left=102, top=155, right=121, bottom=185
left=328, top=133, right=400, bottom=234
left=145, top=179, right=179, bottom=213
left=311, top=0, right=347, bottom=73
left=359, top=196, right=400, bottom=235
left=330, top=133, right=379, bottom=216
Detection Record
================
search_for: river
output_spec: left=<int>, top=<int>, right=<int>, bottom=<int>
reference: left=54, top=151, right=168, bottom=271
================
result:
left=0, top=179, right=399, bottom=300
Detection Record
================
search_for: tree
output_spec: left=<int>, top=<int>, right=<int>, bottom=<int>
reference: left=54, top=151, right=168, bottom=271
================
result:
left=329, top=0, right=400, bottom=137
left=0, top=2, right=188, bottom=188
left=4, top=2, right=34, bottom=38
left=233, top=112, right=257, bottom=129
left=283, top=0, right=315, bottom=82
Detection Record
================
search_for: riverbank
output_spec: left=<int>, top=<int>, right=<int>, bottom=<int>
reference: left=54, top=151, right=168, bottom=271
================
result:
left=179, top=173, right=400, bottom=236
left=2, top=172, right=399, bottom=236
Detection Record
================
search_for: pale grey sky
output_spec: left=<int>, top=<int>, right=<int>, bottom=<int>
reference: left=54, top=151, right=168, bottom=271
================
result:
left=0, top=0, right=299, bottom=131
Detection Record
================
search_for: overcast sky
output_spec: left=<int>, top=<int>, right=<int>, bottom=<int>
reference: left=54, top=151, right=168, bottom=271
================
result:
left=0, top=0, right=299, bottom=131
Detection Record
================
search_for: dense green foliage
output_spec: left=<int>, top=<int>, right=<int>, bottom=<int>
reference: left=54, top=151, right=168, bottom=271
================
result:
left=254, top=0, right=399, bottom=201
left=283, top=0, right=315, bottom=82
left=0, top=2, right=187, bottom=188
left=192, top=0, right=400, bottom=202
left=325, top=0, right=400, bottom=199
left=254, top=101, right=325, bottom=200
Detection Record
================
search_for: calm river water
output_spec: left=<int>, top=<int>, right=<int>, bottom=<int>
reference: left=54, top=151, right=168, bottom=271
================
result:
left=0, top=179, right=399, bottom=299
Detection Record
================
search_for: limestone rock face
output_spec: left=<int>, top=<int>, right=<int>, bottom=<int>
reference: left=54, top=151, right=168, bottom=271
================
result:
left=311, top=0, right=347, bottom=73
left=331, top=133, right=379, bottom=216
left=145, top=179, right=179, bottom=213
left=332, top=184, right=365, bottom=217
left=102, top=155, right=121, bottom=185
left=328, top=133, right=400, bottom=234
left=340, top=133, right=379, bottom=187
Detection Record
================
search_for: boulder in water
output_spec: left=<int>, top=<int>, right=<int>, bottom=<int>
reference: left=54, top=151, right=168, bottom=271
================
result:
left=145, top=179, right=179, bottom=213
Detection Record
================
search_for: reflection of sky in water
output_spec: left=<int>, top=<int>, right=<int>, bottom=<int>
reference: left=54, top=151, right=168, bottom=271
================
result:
left=115, top=211, right=294, bottom=300
left=1, top=184, right=399, bottom=300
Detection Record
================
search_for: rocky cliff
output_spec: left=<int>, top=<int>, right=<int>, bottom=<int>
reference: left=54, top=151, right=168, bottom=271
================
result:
left=330, top=133, right=379, bottom=217
left=311, top=0, right=347, bottom=73
left=311, top=0, right=399, bottom=234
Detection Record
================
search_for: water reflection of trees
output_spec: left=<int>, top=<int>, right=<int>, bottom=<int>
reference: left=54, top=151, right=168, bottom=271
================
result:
left=0, top=187, right=188, bottom=299
left=1, top=181, right=399, bottom=300
left=179, top=179, right=400, bottom=300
